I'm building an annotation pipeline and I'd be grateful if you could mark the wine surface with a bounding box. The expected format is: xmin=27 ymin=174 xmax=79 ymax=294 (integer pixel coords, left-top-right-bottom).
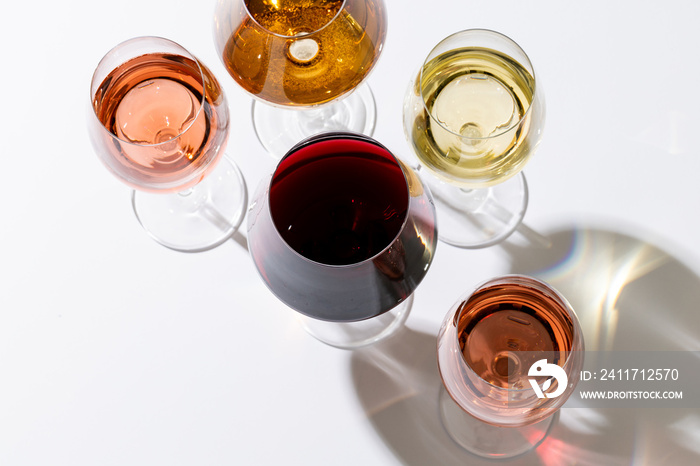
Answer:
xmin=222 ymin=0 xmax=386 ymax=106
xmin=93 ymin=53 xmax=226 ymax=191
xmin=247 ymin=133 xmax=437 ymax=322
xmin=456 ymin=281 xmax=574 ymax=389
xmin=269 ymin=137 xmax=409 ymax=265
xmin=409 ymin=47 xmax=536 ymax=187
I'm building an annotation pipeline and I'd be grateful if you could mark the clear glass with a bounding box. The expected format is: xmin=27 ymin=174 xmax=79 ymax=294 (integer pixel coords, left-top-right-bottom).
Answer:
xmin=213 ymin=0 xmax=387 ymax=157
xmin=436 ymin=275 xmax=584 ymax=458
xmin=403 ymin=29 xmax=546 ymax=248
xmin=88 ymin=36 xmax=247 ymax=252
xmin=247 ymin=132 xmax=437 ymax=348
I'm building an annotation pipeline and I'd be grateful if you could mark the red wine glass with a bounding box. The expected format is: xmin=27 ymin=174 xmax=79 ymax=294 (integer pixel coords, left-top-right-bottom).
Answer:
xmin=213 ymin=0 xmax=387 ymax=157
xmin=247 ymin=132 xmax=437 ymax=348
xmin=437 ymin=275 xmax=584 ymax=458
xmin=88 ymin=36 xmax=247 ymax=252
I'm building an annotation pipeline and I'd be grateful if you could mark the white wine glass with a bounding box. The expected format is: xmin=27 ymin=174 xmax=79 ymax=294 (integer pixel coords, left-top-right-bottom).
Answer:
xmin=88 ymin=36 xmax=247 ymax=252
xmin=437 ymin=275 xmax=584 ymax=458
xmin=213 ymin=0 xmax=387 ymax=157
xmin=404 ymin=29 xmax=545 ymax=248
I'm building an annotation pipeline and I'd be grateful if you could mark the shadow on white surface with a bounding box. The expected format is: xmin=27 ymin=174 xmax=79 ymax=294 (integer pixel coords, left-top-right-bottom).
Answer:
xmin=231 ymin=230 xmax=249 ymax=251
xmin=351 ymin=224 xmax=700 ymax=464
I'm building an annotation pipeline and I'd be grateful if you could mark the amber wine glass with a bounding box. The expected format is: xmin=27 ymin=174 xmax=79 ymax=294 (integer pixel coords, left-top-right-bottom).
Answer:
xmin=88 ymin=37 xmax=247 ymax=252
xmin=404 ymin=29 xmax=545 ymax=248
xmin=213 ymin=0 xmax=387 ymax=157
xmin=437 ymin=275 xmax=584 ymax=458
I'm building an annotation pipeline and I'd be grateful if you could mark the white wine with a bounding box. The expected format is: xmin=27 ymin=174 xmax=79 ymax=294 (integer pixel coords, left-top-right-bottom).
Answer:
xmin=408 ymin=47 xmax=537 ymax=187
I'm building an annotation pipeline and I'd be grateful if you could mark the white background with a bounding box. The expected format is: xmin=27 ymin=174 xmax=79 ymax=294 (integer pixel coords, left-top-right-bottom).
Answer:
xmin=2 ymin=1 xmax=700 ymax=464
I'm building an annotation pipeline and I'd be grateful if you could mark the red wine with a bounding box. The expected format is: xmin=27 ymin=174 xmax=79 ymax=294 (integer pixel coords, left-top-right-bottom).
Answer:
xmin=247 ymin=132 xmax=437 ymax=322
xmin=269 ymin=136 xmax=409 ymax=265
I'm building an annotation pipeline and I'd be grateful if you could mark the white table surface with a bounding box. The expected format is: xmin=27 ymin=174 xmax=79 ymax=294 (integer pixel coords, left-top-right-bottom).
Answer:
xmin=2 ymin=1 xmax=700 ymax=464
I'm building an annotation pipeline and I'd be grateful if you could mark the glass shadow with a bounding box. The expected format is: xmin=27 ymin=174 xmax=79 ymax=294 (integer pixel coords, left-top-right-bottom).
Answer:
xmin=351 ymin=224 xmax=700 ymax=464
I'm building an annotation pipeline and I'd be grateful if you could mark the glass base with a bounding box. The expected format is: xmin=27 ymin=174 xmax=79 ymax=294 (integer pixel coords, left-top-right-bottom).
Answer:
xmin=132 ymin=155 xmax=248 ymax=253
xmin=297 ymin=294 xmax=413 ymax=350
xmin=252 ymin=84 xmax=377 ymax=158
xmin=439 ymin=388 xmax=556 ymax=459
xmin=420 ymin=170 xmax=529 ymax=248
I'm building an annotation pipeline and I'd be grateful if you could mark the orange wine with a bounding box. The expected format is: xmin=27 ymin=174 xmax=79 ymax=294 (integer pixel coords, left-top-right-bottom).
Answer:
xmin=222 ymin=0 xmax=386 ymax=106
xmin=92 ymin=53 xmax=228 ymax=192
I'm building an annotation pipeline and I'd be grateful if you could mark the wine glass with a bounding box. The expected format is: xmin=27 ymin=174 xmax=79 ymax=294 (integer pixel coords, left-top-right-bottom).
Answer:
xmin=403 ymin=29 xmax=545 ymax=248
xmin=247 ymin=132 xmax=437 ymax=348
xmin=88 ymin=36 xmax=247 ymax=252
xmin=437 ymin=275 xmax=584 ymax=458
xmin=213 ymin=0 xmax=387 ymax=157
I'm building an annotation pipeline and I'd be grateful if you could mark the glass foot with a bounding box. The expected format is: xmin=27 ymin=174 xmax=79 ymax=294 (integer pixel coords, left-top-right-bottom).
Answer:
xmin=132 ymin=155 xmax=248 ymax=252
xmin=439 ymin=387 xmax=556 ymax=459
xmin=421 ymin=171 xmax=529 ymax=248
xmin=297 ymin=294 xmax=413 ymax=349
xmin=252 ymin=84 xmax=377 ymax=158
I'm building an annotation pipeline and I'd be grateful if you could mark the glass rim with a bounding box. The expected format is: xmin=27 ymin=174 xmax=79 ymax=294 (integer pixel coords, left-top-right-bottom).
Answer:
xmin=89 ymin=35 xmax=207 ymax=149
xmin=266 ymin=131 xmax=412 ymax=270
xmin=418 ymin=28 xmax=539 ymax=141
xmin=453 ymin=274 xmax=583 ymax=394
xmin=242 ymin=0 xmax=348 ymax=39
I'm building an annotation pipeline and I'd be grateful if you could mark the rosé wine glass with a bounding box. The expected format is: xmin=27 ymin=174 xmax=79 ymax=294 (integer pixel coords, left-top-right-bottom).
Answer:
xmin=88 ymin=36 xmax=247 ymax=252
xmin=437 ymin=275 xmax=584 ymax=458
